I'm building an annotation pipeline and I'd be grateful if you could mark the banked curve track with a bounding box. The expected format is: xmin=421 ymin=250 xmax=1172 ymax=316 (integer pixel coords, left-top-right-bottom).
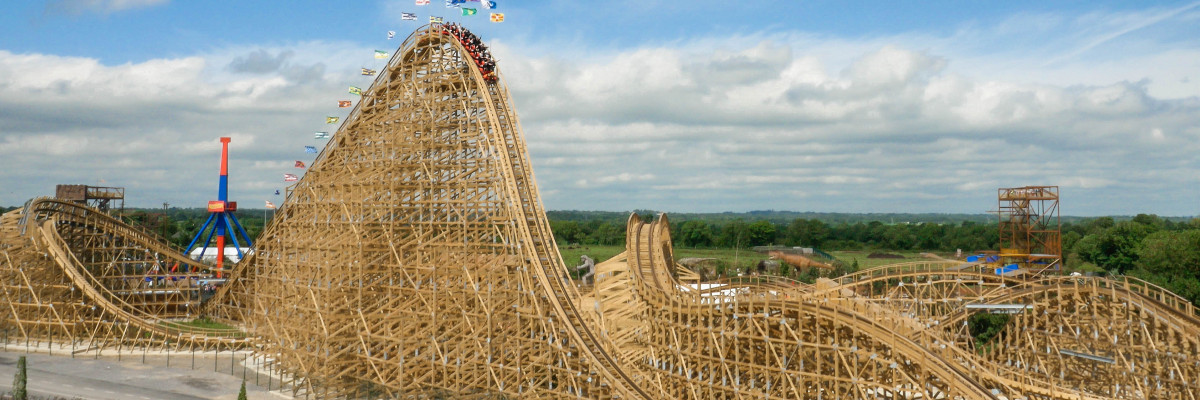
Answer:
xmin=3 ymin=24 xmax=1199 ymax=399
xmin=0 ymin=198 xmax=249 ymax=351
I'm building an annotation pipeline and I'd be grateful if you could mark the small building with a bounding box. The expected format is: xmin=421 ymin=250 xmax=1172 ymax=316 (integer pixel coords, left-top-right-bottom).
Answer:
xmin=55 ymin=184 xmax=124 ymax=213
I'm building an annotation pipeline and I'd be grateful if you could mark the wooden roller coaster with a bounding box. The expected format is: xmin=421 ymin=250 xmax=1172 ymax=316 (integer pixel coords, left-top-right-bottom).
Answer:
xmin=1 ymin=25 xmax=1197 ymax=399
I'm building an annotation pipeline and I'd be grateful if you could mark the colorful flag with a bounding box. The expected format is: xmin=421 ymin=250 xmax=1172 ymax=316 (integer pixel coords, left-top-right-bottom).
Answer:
xmin=326 ymin=116 xmax=339 ymax=124
xmin=338 ymin=100 xmax=352 ymax=107
xmin=304 ymin=146 xmax=318 ymax=153
xmin=416 ymin=0 xmax=429 ymax=4
xmin=490 ymin=13 xmax=504 ymax=22
xmin=461 ymin=8 xmax=477 ymax=16
xmin=401 ymin=13 xmax=416 ymax=21
xmin=295 ymin=160 xmax=306 ymax=168
xmin=485 ymin=1 xmax=496 ymax=9
xmin=388 ymin=30 xmax=396 ymax=39
xmin=283 ymin=174 xmax=299 ymax=182
xmin=374 ymin=50 xmax=389 ymax=59
xmin=361 ymin=68 xmax=377 ymax=76
xmin=274 ymin=189 xmax=280 ymax=195
xmin=265 ymin=200 xmax=276 ymax=209
xmin=430 ymin=16 xmax=443 ymax=23
xmin=348 ymin=86 xmax=363 ymax=95
xmin=314 ymin=131 xmax=331 ymax=139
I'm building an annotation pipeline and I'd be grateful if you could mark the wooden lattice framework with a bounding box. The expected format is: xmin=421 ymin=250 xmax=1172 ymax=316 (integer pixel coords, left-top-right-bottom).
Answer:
xmin=998 ymin=186 xmax=1062 ymax=274
xmin=1 ymin=25 xmax=1198 ymax=400
xmin=0 ymin=199 xmax=248 ymax=353
xmin=207 ymin=24 xmax=649 ymax=399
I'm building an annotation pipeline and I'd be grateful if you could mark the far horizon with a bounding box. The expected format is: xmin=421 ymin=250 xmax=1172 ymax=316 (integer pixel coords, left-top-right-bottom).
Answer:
xmin=8 ymin=203 xmax=1190 ymax=220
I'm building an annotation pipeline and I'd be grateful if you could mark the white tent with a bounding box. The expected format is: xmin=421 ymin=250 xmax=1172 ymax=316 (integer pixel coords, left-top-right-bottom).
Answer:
xmin=188 ymin=247 xmax=251 ymax=263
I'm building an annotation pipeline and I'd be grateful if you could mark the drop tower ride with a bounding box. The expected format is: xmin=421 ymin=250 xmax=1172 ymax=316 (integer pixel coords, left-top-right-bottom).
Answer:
xmin=184 ymin=137 xmax=253 ymax=278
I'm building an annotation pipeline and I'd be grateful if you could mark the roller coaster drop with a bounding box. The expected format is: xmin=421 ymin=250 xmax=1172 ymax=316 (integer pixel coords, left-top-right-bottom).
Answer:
xmin=1 ymin=25 xmax=1197 ymax=399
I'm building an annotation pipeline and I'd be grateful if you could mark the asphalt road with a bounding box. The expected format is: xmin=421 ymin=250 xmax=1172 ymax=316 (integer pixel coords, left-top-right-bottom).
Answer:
xmin=0 ymin=351 xmax=285 ymax=400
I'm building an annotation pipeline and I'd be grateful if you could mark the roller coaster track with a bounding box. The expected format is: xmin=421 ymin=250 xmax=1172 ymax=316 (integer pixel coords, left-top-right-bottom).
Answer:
xmin=1 ymin=198 xmax=247 ymax=350
xmin=616 ymin=213 xmax=1001 ymax=399
xmin=201 ymin=24 xmax=653 ymax=399
xmin=2 ymin=23 xmax=1199 ymax=399
xmin=801 ymin=261 xmax=1200 ymax=398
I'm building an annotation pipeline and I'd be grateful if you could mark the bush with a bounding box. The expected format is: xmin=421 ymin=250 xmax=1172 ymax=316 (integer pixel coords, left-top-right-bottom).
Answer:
xmin=12 ymin=355 xmax=27 ymax=400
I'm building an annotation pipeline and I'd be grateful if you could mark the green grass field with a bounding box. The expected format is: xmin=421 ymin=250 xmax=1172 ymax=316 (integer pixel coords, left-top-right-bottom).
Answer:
xmin=560 ymin=245 xmax=784 ymax=278
xmin=559 ymin=246 xmax=951 ymax=278
xmin=828 ymin=250 xmax=950 ymax=270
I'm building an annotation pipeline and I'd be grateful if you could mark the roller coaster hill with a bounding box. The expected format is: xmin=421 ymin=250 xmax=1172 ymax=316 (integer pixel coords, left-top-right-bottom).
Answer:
xmin=3 ymin=24 xmax=1199 ymax=400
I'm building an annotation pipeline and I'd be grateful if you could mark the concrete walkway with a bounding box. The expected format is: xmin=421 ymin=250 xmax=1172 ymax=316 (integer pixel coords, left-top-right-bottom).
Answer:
xmin=0 ymin=350 xmax=291 ymax=400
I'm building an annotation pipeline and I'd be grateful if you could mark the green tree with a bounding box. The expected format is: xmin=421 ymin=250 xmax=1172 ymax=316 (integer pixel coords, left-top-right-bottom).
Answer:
xmin=589 ymin=222 xmax=623 ymax=246
xmin=238 ymin=379 xmax=248 ymax=400
xmin=968 ymin=313 xmax=1011 ymax=352
xmin=1086 ymin=217 xmax=1115 ymax=235
xmin=1131 ymin=214 xmax=1165 ymax=230
xmin=1132 ymin=230 xmax=1200 ymax=306
xmin=883 ymin=225 xmax=916 ymax=250
xmin=746 ymin=220 xmax=777 ymax=246
xmin=717 ymin=219 xmax=749 ymax=249
xmin=551 ymin=221 xmax=583 ymax=245
xmin=786 ymin=219 xmax=829 ymax=248
xmin=1138 ymin=230 xmax=1200 ymax=275
xmin=915 ymin=223 xmax=945 ymax=250
xmin=1077 ymin=221 xmax=1153 ymax=274
xmin=1062 ymin=231 xmax=1083 ymax=254
xmin=12 ymin=355 xmax=26 ymax=400
xmin=677 ymin=220 xmax=714 ymax=248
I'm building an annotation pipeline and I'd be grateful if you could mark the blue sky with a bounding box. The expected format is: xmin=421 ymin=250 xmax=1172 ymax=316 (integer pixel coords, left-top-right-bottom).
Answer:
xmin=1 ymin=0 xmax=1198 ymax=216
xmin=4 ymin=1 xmax=1183 ymax=62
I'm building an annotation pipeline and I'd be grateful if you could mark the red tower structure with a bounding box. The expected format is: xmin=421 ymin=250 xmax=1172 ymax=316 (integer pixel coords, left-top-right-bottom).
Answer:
xmin=184 ymin=137 xmax=253 ymax=278
xmin=996 ymin=186 xmax=1061 ymax=276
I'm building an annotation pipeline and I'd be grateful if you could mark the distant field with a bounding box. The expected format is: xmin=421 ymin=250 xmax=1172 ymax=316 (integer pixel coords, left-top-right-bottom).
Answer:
xmin=559 ymin=245 xmax=625 ymax=267
xmin=559 ymin=246 xmax=951 ymax=277
xmin=828 ymin=250 xmax=952 ymax=270
xmin=560 ymin=245 xmax=822 ymax=277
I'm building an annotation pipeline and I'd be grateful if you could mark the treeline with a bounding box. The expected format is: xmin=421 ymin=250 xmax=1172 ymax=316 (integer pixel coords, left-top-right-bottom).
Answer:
xmin=1063 ymin=215 xmax=1200 ymax=307
xmin=118 ymin=208 xmax=272 ymax=249
xmin=549 ymin=213 xmax=1002 ymax=252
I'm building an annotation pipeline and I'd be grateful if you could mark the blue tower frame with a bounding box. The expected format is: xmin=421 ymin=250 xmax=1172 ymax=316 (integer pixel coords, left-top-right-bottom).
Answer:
xmin=183 ymin=137 xmax=253 ymax=277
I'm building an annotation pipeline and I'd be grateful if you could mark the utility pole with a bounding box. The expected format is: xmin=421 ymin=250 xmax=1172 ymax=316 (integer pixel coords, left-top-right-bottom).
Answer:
xmin=162 ymin=202 xmax=170 ymax=239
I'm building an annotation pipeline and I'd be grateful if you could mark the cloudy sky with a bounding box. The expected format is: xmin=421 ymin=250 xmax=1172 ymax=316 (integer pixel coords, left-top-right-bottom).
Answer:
xmin=1 ymin=1 xmax=1197 ymax=216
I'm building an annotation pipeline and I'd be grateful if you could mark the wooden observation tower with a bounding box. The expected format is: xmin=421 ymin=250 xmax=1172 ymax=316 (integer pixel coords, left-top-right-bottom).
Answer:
xmin=996 ymin=185 xmax=1061 ymax=275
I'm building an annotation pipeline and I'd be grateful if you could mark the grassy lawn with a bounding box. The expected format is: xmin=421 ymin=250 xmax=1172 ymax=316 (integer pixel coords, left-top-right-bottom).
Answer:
xmin=559 ymin=245 xmax=625 ymax=267
xmin=829 ymin=250 xmax=951 ymax=270
xmin=558 ymin=245 xmax=770 ymax=277
xmin=673 ymin=247 xmax=770 ymax=275
xmin=557 ymin=245 xmax=961 ymax=280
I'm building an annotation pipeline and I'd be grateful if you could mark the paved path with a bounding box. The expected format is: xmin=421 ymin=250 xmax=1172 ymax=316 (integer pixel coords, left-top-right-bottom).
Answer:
xmin=0 ymin=351 xmax=288 ymax=399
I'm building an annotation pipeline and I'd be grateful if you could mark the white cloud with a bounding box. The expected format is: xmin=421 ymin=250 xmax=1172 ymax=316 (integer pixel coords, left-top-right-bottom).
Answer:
xmin=498 ymin=18 xmax=1199 ymax=215
xmin=0 ymin=42 xmax=371 ymax=207
xmin=1 ymin=6 xmax=1198 ymax=216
